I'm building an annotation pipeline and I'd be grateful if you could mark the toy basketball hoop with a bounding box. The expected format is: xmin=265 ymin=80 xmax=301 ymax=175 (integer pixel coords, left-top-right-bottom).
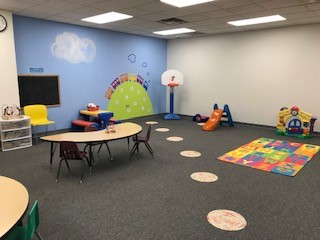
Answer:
xmin=161 ymin=70 xmax=183 ymax=120
xmin=161 ymin=69 xmax=183 ymax=87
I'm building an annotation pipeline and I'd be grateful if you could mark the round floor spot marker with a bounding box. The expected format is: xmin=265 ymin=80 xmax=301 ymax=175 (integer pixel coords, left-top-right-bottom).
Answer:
xmin=207 ymin=210 xmax=247 ymax=231
xmin=180 ymin=150 xmax=201 ymax=158
xmin=197 ymin=122 xmax=205 ymax=126
xmin=146 ymin=121 xmax=158 ymax=125
xmin=190 ymin=172 xmax=218 ymax=182
xmin=167 ymin=136 xmax=183 ymax=142
xmin=156 ymin=128 xmax=170 ymax=132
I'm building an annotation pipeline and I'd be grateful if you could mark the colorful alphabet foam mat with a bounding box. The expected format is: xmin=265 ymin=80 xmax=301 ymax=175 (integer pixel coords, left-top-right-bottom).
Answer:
xmin=218 ymin=138 xmax=320 ymax=176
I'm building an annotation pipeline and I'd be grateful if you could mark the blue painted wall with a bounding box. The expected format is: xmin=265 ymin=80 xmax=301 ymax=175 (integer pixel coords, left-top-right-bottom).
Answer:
xmin=13 ymin=15 xmax=167 ymax=130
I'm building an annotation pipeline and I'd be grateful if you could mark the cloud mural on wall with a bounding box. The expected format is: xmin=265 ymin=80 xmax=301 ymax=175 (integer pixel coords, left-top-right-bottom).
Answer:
xmin=128 ymin=54 xmax=136 ymax=63
xmin=51 ymin=32 xmax=96 ymax=64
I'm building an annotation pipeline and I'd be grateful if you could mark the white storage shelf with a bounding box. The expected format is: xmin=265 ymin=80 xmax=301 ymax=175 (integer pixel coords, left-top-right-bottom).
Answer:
xmin=0 ymin=116 xmax=32 ymax=151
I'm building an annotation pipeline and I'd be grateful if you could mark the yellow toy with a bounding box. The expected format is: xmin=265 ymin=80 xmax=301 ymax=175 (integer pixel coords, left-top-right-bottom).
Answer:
xmin=276 ymin=106 xmax=316 ymax=138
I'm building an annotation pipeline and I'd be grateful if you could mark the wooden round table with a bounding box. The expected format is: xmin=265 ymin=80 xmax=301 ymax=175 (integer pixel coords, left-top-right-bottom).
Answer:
xmin=0 ymin=176 xmax=29 ymax=239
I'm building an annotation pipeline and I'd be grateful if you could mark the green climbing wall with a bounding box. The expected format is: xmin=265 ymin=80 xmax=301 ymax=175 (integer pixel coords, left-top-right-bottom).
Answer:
xmin=107 ymin=81 xmax=153 ymax=120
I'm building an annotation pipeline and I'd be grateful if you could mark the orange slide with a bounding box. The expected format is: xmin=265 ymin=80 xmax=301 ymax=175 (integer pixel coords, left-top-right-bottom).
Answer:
xmin=202 ymin=109 xmax=223 ymax=131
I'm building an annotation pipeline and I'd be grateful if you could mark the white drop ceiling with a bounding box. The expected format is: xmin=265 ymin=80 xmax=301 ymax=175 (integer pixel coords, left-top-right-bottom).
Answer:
xmin=1 ymin=0 xmax=320 ymax=39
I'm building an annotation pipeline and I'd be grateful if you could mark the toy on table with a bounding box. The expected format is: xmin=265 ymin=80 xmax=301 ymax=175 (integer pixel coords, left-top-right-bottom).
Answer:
xmin=276 ymin=106 xmax=316 ymax=138
xmin=193 ymin=114 xmax=209 ymax=123
xmin=105 ymin=124 xmax=116 ymax=133
xmin=87 ymin=103 xmax=99 ymax=111
xmin=161 ymin=69 xmax=183 ymax=120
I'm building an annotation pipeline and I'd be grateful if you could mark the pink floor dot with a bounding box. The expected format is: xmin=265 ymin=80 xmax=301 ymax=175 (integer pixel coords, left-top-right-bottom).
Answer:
xmin=190 ymin=172 xmax=218 ymax=182
xmin=207 ymin=209 xmax=247 ymax=231
xmin=180 ymin=150 xmax=201 ymax=158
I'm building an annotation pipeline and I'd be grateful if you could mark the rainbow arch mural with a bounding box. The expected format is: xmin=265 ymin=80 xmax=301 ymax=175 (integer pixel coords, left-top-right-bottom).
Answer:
xmin=105 ymin=73 xmax=153 ymax=120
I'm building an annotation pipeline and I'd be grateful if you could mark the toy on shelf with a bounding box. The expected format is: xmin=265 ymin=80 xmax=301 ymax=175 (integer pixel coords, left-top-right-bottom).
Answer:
xmin=161 ymin=69 xmax=183 ymax=120
xmin=202 ymin=103 xmax=234 ymax=131
xmin=276 ymin=106 xmax=316 ymax=138
xmin=193 ymin=114 xmax=209 ymax=123
xmin=2 ymin=104 xmax=22 ymax=120
xmin=87 ymin=102 xmax=99 ymax=111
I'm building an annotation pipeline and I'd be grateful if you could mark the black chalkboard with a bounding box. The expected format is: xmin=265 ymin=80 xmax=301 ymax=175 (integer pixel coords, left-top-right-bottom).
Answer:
xmin=18 ymin=75 xmax=60 ymax=107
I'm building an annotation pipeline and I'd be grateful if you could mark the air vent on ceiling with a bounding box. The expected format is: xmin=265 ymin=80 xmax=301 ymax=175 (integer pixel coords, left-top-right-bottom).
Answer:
xmin=157 ymin=18 xmax=188 ymax=25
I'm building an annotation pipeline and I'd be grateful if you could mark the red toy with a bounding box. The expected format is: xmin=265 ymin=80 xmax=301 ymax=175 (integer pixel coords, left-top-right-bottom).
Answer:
xmin=193 ymin=114 xmax=209 ymax=123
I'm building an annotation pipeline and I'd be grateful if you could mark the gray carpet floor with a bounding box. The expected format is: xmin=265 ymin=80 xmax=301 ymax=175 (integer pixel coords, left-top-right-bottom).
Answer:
xmin=1 ymin=115 xmax=320 ymax=240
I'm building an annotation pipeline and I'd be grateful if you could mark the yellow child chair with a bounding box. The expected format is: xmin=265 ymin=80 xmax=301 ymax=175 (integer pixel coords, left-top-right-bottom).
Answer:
xmin=23 ymin=104 xmax=56 ymax=143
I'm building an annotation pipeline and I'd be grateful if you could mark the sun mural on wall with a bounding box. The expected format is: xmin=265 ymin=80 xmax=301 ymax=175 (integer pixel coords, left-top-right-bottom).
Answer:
xmin=105 ymin=72 xmax=153 ymax=120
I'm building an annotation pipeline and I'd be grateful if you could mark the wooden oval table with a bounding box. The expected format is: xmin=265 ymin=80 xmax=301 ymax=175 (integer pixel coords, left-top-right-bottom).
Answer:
xmin=41 ymin=122 xmax=142 ymax=171
xmin=0 ymin=176 xmax=29 ymax=239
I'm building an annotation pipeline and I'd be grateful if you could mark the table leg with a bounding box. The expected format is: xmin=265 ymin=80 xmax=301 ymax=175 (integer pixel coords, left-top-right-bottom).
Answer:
xmin=127 ymin=137 xmax=129 ymax=150
xmin=105 ymin=142 xmax=113 ymax=161
xmin=49 ymin=142 xmax=56 ymax=172
xmin=89 ymin=144 xmax=95 ymax=166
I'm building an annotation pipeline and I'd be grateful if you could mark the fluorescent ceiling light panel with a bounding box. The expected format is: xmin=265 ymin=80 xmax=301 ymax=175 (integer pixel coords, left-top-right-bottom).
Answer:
xmin=154 ymin=28 xmax=195 ymax=35
xmin=160 ymin=0 xmax=214 ymax=8
xmin=228 ymin=15 xmax=286 ymax=26
xmin=82 ymin=12 xmax=132 ymax=24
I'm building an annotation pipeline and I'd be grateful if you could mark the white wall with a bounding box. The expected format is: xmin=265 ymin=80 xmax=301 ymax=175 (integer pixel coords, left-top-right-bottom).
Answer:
xmin=167 ymin=23 xmax=320 ymax=131
xmin=0 ymin=10 xmax=19 ymax=110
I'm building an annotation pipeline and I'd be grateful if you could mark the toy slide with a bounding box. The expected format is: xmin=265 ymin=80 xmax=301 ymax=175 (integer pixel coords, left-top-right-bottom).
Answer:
xmin=202 ymin=109 xmax=223 ymax=131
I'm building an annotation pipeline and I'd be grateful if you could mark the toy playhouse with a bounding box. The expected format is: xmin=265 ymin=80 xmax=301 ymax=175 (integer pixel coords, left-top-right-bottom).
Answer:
xmin=276 ymin=106 xmax=316 ymax=138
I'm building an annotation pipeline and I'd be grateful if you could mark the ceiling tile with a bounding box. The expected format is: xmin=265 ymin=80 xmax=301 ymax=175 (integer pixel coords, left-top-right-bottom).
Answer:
xmin=17 ymin=0 xmax=48 ymax=3
xmin=305 ymin=3 xmax=320 ymax=10
xmin=65 ymin=0 xmax=105 ymax=6
xmin=258 ymin=0 xmax=301 ymax=10
xmin=212 ymin=0 xmax=254 ymax=9
xmin=283 ymin=10 xmax=317 ymax=19
xmin=184 ymin=2 xmax=220 ymax=13
xmin=57 ymin=11 xmax=89 ymax=19
xmin=201 ymin=9 xmax=235 ymax=19
xmin=182 ymin=14 xmax=211 ymax=22
xmin=240 ymin=10 xmax=277 ymax=19
xmin=39 ymin=0 xmax=82 ymax=11
xmin=23 ymin=5 xmax=65 ymax=15
xmin=1 ymin=0 xmax=320 ymax=39
xmin=120 ymin=7 xmax=153 ymax=17
xmin=289 ymin=16 xmax=320 ymax=23
xmin=139 ymin=12 xmax=169 ymax=21
xmin=228 ymin=3 xmax=266 ymax=14
xmin=273 ymin=5 xmax=309 ymax=14
xmin=0 ymin=0 xmax=34 ymax=11
xmin=91 ymin=0 xmax=156 ymax=11
xmin=72 ymin=6 xmax=105 ymax=16
xmin=45 ymin=15 xmax=79 ymax=24
xmin=15 ymin=10 xmax=53 ymax=19
xmin=136 ymin=2 xmax=174 ymax=11
xmin=158 ymin=9 xmax=194 ymax=18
